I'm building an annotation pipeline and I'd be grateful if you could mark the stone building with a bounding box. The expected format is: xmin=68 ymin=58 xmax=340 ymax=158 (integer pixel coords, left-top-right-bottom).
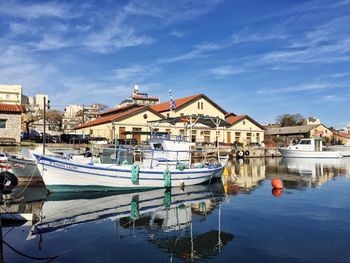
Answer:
xmin=0 ymin=104 xmax=23 ymax=143
xmin=265 ymin=124 xmax=333 ymax=146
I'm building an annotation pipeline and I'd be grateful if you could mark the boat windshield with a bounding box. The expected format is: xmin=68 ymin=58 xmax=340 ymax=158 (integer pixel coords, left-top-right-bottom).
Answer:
xmin=299 ymin=140 xmax=311 ymax=145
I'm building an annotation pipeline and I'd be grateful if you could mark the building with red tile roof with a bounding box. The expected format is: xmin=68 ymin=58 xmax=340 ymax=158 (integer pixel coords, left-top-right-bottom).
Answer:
xmin=0 ymin=103 xmax=23 ymax=143
xmin=75 ymin=93 xmax=265 ymax=145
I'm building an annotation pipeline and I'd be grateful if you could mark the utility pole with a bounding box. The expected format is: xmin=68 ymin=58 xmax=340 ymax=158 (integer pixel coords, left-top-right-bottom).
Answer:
xmin=82 ymin=104 xmax=85 ymax=123
xmin=43 ymin=97 xmax=46 ymax=155
xmin=43 ymin=97 xmax=50 ymax=155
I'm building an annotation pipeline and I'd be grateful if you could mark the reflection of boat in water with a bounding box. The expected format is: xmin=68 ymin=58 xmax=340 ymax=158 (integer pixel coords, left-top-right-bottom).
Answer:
xmin=282 ymin=158 xmax=350 ymax=177
xmin=279 ymin=138 xmax=342 ymax=158
xmin=31 ymin=183 xmax=225 ymax=236
xmin=266 ymin=157 xmax=349 ymax=188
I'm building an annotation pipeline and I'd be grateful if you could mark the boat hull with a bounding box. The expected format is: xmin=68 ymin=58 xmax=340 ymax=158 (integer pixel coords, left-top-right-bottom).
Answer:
xmin=34 ymin=154 xmax=223 ymax=192
xmin=279 ymin=148 xmax=342 ymax=158
xmin=323 ymin=146 xmax=350 ymax=157
xmin=8 ymin=157 xmax=43 ymax=183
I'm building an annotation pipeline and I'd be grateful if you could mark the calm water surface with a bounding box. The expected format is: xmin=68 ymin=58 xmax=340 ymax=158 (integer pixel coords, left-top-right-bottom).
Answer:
xmin=2 ymin=157 xmax=350 ymax=263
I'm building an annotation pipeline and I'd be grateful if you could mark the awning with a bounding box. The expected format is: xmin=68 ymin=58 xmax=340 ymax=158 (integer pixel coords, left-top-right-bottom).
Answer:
xmin=148 ymin=114 xmax=231 ymax=128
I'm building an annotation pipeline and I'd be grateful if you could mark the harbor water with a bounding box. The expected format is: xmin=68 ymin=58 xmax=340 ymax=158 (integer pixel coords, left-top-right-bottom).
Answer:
xmin=1 ymin=157 xmax=350 ymax=263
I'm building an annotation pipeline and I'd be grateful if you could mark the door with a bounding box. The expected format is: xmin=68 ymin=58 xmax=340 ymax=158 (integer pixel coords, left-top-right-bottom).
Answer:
xmin=227 ymin=131 xmax=231 ymax=144
xmin=132 ymin=128 xmax=142 ymax=144
xmin=119 ymin=127 xmax=126 ymax=141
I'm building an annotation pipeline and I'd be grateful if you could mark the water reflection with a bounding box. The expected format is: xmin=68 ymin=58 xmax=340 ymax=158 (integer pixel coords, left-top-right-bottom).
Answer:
xmin=222 ymin=158 xmax=266 ymax=194
xmin=266 ymin=158 xmax=350 ymax=189
xmin=222 ymin=157 xmax=350 ymax=193
xmin=2 ymin=183 xmax=233 ymax=262
xmin=2 ymin=158 xmax=350 ymax=262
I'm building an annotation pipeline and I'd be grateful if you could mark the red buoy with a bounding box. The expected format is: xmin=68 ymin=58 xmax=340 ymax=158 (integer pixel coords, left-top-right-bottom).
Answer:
xmin=271 ymin=178 xmax=283 ymax=189
xmin=272 ymin=188 xmax=283 ymax=197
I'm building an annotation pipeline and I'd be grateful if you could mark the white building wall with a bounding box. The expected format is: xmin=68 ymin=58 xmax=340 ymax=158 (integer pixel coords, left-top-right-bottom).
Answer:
xmin=0 ymin=85 xmax=22 ymax=105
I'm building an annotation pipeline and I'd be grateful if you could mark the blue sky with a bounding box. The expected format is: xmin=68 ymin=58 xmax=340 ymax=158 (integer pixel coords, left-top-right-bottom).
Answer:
xmin=0 ymin=0 xmax=349 ymax=128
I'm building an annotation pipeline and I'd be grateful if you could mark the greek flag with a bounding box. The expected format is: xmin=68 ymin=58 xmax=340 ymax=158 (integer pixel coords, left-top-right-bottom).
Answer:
xmin=169 ymin=89 xmax=175 ymax=111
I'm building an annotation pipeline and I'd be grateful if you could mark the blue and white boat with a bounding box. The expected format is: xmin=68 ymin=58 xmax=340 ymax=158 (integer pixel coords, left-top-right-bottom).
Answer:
xmin=33 ymin=135 xmax=228 ymax=193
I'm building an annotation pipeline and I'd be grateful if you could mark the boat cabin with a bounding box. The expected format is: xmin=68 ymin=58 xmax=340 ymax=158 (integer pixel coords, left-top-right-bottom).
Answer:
xmin=288 ymin=138 xmax=324 ymax=152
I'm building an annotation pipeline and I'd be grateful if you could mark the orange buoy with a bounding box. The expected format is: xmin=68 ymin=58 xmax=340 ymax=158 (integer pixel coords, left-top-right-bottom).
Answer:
xmin=272 ymin=188 xmax=283 ymax=197
xmin=271 ymin=178 xmax=283 ymax=189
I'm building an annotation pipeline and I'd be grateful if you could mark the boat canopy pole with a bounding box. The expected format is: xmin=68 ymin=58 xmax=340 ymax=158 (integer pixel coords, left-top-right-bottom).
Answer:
xmin=209 ymin=117 xmax=221 ymax=160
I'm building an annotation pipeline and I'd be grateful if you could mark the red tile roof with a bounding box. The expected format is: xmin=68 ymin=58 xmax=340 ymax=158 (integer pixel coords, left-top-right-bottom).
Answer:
xmin=150 ymin=94 xmax=201 ymax=113
xmin=76 ymin=106 xmax=164 ymax=129
xmin=226 ymin=115 xmax=264 ymax=130
xmin=99 ymin=103 xmax=141 ymax=117
xmin=77 ymin=106 xmax=145 ymax=129
xmin=0 ymin=104 xmax=23 ymax=113
xmin=226 ymin=115 xmax=246 ymax=124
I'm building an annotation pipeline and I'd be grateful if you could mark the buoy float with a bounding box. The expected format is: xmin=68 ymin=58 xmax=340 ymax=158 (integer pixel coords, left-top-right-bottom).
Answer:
xmin=223 ymin=167 xmax=229 ymax=177
xmin=272 ymin=188 xmax=283 ymax=197
xmin=271 ymin=178 xmax=283 ymax=189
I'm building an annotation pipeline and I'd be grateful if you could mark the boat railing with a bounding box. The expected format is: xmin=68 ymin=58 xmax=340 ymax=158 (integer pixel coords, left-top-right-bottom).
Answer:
xmin=148 ymin=134 xmax=190 ymax=142
xmin=108 ymin=146 xmax=209 ymax=168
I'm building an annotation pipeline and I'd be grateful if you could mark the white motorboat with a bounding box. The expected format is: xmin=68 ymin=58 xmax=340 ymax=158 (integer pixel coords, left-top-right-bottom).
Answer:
xmin=323 ymin=139 xmax=350 ymax=157
xmin=33 ymin=135 xmax=228 ymax=193
xmin=279 ymin=138 xmax=342 ymax=158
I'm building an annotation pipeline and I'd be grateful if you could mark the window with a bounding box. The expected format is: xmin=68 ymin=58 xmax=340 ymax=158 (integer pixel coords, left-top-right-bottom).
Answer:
xmin=153 ymin=143 xmax=164 ymax=150
xmin=201 ymin=102 xmax=204 ymax=109
xmin=166 ymin=113 xmax=170 ymax=118
xmin=180 ymin=113 xmax=184 ymax=117
xmin=247 ymin=132 xmax=252 ymax=143
xmin=300 ymin=140 xmax=311 ymax=145
xmin=235 ymin=132 xmax=240 ymax=142
xmin=5 ymin=94 xmax=10 ymax=100
xmin=0 ymin=119 xmax=6 ymax=128
xmin=198 ymin=102 xmax=200 ymax=109
xmin=243 ymin=120 xmax=246 ymax=125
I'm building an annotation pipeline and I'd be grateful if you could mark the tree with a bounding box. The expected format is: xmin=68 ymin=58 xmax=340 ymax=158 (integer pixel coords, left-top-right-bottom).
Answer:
xmin=276 ymin=113 xmax=305 ymax=127
xmin=22 ymin=106 xmax=43 ymax=133
xmin=47 ymin=110 xmax=63 ymax=131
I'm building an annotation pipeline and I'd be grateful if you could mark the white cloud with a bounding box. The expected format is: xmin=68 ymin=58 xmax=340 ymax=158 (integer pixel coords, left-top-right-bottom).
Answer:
xmin=257 ymin=82 xmax=349 ymax=95
xmin=208 ymin=66 xmax=244 ymax=78
xmin=124 ymin=0 xmax=224 ymax=24
xmin=169 ymin=30 xmax=185 ymax=38
xmin=0 ymin=1 xmax=72 ymax=19
xmin=113 ymin=65 xmax=160 ymax=82
xmin=83 ymin=14 xmax=154 ymax=53
xmin=159 ymin=43 xmax=223 ymax=64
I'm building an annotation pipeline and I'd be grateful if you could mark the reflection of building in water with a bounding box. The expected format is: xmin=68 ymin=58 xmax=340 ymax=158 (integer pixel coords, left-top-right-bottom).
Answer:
xmin=222 ymin=158 xmax=266 ymax=194
xmin=265 ymin=158 xmax=349 ymax=188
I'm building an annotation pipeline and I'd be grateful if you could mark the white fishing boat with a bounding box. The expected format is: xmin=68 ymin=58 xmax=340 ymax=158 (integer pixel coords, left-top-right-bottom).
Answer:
xmin=279 ymin=138 xmax=342 ymax=158
xmin=323 ymin=139 xmax=350 ymax=157
xmin=33 ymin=134 xmax=228 ymax=193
